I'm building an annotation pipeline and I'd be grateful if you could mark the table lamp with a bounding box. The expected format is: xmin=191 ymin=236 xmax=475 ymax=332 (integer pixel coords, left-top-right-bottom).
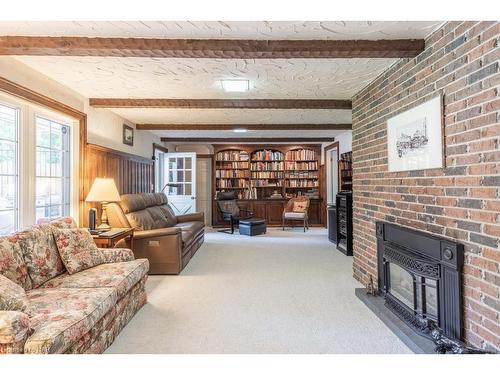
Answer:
xmin=85 ymin=178 xmax=121 ymax=231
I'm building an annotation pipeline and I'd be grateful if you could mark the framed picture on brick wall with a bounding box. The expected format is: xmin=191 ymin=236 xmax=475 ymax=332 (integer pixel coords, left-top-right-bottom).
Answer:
xmin=387 ymin=95 xmax=443 ymax=172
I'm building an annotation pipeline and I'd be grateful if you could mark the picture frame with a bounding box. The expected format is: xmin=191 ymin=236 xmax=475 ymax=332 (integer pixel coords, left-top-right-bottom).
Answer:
xmin=387 ymin=95 xmax=443 ymax=172
xmin=123 ymin=124 xmax=134 ymax=146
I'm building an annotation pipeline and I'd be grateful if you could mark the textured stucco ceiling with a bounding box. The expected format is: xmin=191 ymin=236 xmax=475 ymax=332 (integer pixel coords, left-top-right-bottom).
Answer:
xmin=0 ymin=21 xmax=442 ymax=40
xmin=2 ymin=21 xmax=443 ymax=138
xmin=14 ymin=57 xmax=397 ymax=99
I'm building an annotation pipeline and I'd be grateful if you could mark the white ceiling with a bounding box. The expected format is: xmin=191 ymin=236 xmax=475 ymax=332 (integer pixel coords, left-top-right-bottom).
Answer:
xmin=0 ymin=21 xmax=442 ymax=40
xmin=108 ymin=108 xmax=352 ymax=124
xmin=1 ymin=21 xmax=443 ymax=139
xmin=14 ymin=57 xmax=397 ymax=99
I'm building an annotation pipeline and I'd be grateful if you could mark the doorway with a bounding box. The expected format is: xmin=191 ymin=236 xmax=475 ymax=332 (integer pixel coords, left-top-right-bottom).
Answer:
xmin=163 ymin=152 xmax=197 ymax=215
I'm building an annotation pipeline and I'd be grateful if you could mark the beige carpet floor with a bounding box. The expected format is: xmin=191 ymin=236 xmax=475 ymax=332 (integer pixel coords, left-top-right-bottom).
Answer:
xmin=106 ymin=228 xmax=412 ymax=354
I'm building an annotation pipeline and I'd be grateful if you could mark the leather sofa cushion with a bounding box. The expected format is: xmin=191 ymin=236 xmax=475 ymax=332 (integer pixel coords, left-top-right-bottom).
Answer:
xmin=159 ymin=204 xmax=178 ymax=225
xmin=146 ymin=206 xmax=171 ymax=229
xmin=154 ymin=193 xmax=168 ymax=205
xmin=174 ymin=221 xmax=205 ymax=235
xmin=126 ymin=210 xmax=156 ymax=231
xmin=119 ymin=194 xmax=147 ymax=214
xmin=141 ymin=193 xmax=158 ymax=208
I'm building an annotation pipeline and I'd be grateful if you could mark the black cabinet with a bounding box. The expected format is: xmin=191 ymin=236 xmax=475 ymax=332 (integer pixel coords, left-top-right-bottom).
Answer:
xmin=336 ymin=192 xmax=353 ymax=256
xmin=327 ymin=205 xmax=337 ymax=244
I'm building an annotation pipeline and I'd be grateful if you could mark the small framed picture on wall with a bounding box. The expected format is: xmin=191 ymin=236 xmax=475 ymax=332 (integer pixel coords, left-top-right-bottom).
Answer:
xmin=123 ymin=124 xmax=134 ymax=146
xmin=387 ymin=95 xmax=443 ymax=172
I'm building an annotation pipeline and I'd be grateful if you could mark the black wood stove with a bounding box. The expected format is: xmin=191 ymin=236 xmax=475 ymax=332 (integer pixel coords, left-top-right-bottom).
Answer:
xmin=376 ymin=222 xmax=464 ymax=340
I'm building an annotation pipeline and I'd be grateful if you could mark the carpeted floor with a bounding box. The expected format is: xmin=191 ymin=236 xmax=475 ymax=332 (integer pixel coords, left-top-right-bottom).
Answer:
xmin=106 ymin=228 xmax=412 ymax=354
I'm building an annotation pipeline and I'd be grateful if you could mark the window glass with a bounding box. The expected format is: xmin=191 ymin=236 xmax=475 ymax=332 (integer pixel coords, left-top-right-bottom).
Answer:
xmin=0 ymin=103 xmax=18 ymax=234
xmin=35 ymin=116 xmax=71 ymax=223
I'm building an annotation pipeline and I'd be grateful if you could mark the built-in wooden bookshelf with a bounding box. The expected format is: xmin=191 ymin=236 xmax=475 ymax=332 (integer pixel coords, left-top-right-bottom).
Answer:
xmin=212 ymin=144 xmax=323 ymax=226
xmin=214 ymin=150 xmax=250 ymax=191
xmin=339 ymin=151 xmax=352 ymax=191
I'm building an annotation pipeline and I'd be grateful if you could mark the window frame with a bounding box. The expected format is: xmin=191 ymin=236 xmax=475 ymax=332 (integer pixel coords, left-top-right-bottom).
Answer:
xmin=0 ymin=91 xmax=80 ymax=232
xmin=0 ymin=98 xmax=21 ymax=234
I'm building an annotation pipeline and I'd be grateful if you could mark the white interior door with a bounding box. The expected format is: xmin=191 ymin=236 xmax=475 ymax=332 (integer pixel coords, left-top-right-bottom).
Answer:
xmin=164 ymin=152 xmax=197 ymax=215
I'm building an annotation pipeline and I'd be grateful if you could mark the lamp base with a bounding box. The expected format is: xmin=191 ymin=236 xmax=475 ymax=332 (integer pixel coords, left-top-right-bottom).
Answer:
xmin=96 ymin=223 xmax=111 ymax=232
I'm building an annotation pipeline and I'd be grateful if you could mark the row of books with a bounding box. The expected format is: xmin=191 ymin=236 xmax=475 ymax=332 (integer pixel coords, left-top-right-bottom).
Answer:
xmin=286 ymin=149 xmax=316 ymax=161
xmin=284 ymin=161 xmax=318 ymax=170
xmin=251 ymin=180 xmax=283 ymax=187
xmin=216 ymin=151 xmax=249 ymax=161
xmin=215 ymin=161 xmax=249 ymax=169
xmin=286 ymin=172 xmax=318 ymax=178
xmin=250 ymin=161 xmax=284 ymax=171
xmin=286 ymin=180 xmax=319 ymax=188
xmin=216 ymin=180 xmax=248 ymax=188
xmin=251 ymin=171 xmax=284 ymax=179
xmin=216 ymin=170 xmax=249 ymax=178
xmin=251 ymin=150 xmax=284 ymax=161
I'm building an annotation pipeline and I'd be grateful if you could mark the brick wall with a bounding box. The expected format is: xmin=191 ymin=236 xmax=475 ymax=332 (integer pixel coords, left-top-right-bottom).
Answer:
xmin=351 ymin=21 xmax=499 ymax=351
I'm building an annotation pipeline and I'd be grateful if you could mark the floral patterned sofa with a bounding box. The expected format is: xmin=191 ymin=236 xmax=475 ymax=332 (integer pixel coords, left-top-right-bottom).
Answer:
xmin=0 ymin=217 xmax=149 ymax=354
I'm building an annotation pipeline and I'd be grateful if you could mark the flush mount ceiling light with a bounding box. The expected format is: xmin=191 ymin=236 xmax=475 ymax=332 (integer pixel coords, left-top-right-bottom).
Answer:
xmin=233 ymin=128 xmax=248 ymax=133
xmin=221 ymin=79 xmax=249 ymax=92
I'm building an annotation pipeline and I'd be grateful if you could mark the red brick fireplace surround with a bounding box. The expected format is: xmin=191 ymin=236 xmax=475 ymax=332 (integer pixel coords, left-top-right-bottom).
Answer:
xmin=351 ymin=21 xmax=499 ymax=351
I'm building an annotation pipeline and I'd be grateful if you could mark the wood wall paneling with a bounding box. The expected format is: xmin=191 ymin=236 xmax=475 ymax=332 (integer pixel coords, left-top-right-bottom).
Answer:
xmin=83 ymin=144 xmax=154 ymax=226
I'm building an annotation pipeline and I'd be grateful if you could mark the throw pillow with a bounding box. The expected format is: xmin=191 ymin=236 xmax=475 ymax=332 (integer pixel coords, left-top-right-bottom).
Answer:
xmin=292 ymin=201 xmax=307 ymax=212
xmin=0 ymin=274 xmax=29 ymax=312
xmin=52 ymin=228 xmax=105 ymax=274
xmin=0 ymin=235 xmax=32 ymax=290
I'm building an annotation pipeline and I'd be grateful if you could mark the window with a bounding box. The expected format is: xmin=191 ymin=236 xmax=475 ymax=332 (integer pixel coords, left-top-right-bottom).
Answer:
xmin=35 ymin=116 xmax=71 ymax=223
xmin=0 ymin=103 xmax=19 ymax=235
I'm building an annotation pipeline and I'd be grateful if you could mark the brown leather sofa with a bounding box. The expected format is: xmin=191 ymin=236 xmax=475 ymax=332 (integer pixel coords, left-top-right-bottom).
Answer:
xmin=106 ymin=192 xmax=205 ymax=275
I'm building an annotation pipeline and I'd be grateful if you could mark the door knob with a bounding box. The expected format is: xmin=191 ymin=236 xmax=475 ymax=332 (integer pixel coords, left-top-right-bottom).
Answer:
xmin=191 ymin=196 xmax=196 ymax=199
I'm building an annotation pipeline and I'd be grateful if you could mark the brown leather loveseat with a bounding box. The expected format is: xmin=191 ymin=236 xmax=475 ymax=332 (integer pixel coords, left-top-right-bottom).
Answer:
xmin=106 ymin=192 xmax=205 ymax=274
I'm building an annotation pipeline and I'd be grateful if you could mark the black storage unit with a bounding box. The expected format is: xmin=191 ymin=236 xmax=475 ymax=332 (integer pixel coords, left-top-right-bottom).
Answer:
xmin=327 ymin=205 xmax=337 ymax=244
xmin=336 ymin=192 xmax=353 ymax=256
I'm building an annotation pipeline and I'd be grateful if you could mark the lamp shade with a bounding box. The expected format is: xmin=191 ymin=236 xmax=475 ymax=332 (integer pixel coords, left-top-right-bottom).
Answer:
xmin=85 ymin=178 xmax=121 ymax=202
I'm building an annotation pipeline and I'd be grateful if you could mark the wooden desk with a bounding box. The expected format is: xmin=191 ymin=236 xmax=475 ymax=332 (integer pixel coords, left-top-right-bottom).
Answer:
xmin=92 ymin=228 xmax=134 ymax=251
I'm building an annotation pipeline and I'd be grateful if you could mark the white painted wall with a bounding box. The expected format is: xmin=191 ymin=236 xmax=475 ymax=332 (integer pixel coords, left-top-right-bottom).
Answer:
xmin=0 ymin=57 xmax=161 ymax=159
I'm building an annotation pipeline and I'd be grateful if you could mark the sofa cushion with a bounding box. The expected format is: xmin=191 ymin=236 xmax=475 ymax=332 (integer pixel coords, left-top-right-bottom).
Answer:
xmin=174 ymin=221 xmax=205 ymax=235
xmin=141 ymin=193 xmax=158 ymax=208
xmin=154 ymin=193 xmax=168 ymax=205
xmin=52 ymin=228 xmax=105 ymax=274
xmin=146 ymin=206 xmax=170 ymax=229
xmin=159 ymin=204 xmax=178 ymax=225
xmin=0 ymin=235 xmax=31 ymax=290
xmin=15 ymin=224 xmax=66 ymax=289
xmin=0 ymin=274 xmax=29 ymax=312
xmin=126 ymin=209 xmax=156 ymax=231
xmin=41 ymin=259 xmax=149 ymax=299
xmin=119 ymin=194 xmax=147 ymax=214
xmin=0 ymin=310 xmax=31 ymax=346
xmin=24 ymin=287 xmax=117 ymax=354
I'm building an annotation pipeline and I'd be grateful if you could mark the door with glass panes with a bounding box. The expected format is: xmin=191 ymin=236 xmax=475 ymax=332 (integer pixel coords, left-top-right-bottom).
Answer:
xmin=163 ymin=152 xmax=196 ymax=215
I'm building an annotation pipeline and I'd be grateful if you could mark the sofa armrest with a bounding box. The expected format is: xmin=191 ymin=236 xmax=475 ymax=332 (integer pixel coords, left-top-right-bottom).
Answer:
xmin=133 ymin=227 xmax=181 ymax=240
xmin=0 ymin=310 xmax=32 ymax=352
xmin=176 ymin=212 xmax=205 ymax=223
xmin=100 ymin=248 xmax=135 ymax=263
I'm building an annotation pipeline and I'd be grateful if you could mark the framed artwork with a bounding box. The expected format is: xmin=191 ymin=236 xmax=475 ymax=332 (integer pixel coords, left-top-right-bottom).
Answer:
xmin=387 ymin=95 xmax=443 ymax=172
xmin=123 ymin=124 xmax=134 ymax=146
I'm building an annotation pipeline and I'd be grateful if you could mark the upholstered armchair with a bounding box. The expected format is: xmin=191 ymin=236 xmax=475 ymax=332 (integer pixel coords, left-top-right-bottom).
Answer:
xmin=282 ymin=196 xmax=310 ymax=232
xmin=215 ymin=191 xmax=253 ymax=234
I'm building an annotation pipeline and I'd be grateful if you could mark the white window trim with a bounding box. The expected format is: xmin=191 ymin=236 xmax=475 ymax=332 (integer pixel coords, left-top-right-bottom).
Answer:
xmin=0 ymin=91 xmax=80 ymax=230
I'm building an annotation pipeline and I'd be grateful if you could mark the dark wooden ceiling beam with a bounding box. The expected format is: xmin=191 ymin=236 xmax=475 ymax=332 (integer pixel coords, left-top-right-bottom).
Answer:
xmin=0 ymin=36 xmax=425 ymax=58
xmin=160 ymin=137 xmax=334 ymax=143
xmin=137 ymin=123 xmax=351 ymax=130
xmin=89 ymin=98 xmax=352 ymax=109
